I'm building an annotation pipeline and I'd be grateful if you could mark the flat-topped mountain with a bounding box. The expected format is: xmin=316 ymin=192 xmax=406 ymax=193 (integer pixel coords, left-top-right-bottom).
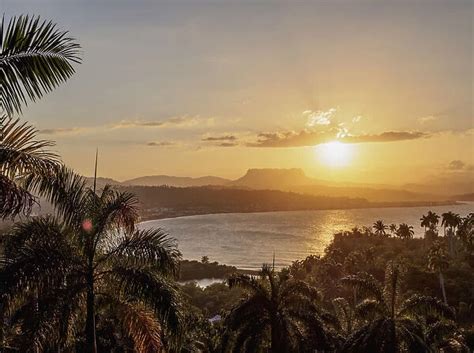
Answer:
xmin=81 ymin=168 xmax=471 ymax=203
xmin=230 ymin=168 xmax=316 ymax=189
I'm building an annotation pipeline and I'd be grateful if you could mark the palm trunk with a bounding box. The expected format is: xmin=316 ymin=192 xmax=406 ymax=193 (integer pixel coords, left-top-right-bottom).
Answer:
xmin=439 ymin=271 xmax=447 ymax=305
xmin=270 ymin=316 xmax=284 ymax=353
xmin=448 ymin=230 xmax=454 ymax=257
xmin=0 ymin=300 xmax=4 ymax=353
xmin=85 ymin=271 xmax=97 ymax=353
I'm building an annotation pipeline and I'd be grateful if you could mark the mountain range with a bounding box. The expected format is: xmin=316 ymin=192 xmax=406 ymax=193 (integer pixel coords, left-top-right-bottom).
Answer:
xmin=86 ymin=168 xmax=474 ymax=203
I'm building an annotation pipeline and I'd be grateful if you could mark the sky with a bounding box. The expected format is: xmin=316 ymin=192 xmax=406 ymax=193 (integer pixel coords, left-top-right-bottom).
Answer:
xmin=2 ymin=0 xmax=473 ymax=184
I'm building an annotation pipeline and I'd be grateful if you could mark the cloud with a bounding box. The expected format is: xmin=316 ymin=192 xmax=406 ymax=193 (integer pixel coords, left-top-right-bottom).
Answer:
xmin=38 ymin=127 xmax=86 ymax=135
xmin=248 ymin=129 xmax=429 ymax=148
xmin=304 ymin=108 xmax=337 ymax=127
xmin=112 ymin=115 xmax=211 ymax=129
xmin=146 ymin=141 xmax=175 ymax=147
xmin=202 ymin=135 xmax=237 ymax=142
xmin=341 ymin=131 xmax=428 ymax=143
xmin=216 ymin=142 xmax=238 ymax=147
xmin=418 ymin=115 xmax=438 ymax=124
xmin=448 ymin=160 xmax=466 ymax=170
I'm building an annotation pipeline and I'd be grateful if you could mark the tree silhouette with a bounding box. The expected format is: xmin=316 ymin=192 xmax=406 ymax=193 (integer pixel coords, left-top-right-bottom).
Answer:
xmin=1 ymin=15 xmax=81 ymax=116
xmin=389 ymin=224 xmax=397 ymax=237
xmin=373 ymin=220 xmax=388 ymax=237
xmin=442 ymin=212 xmax=461 ymax=255
xmin=224 ymin=265 xmax=334 ymax=353
xmin=428 ymin=241 xmax=450 ymax=304
xmin=396 ymin=223 xmax=414 ymax=240
xmin=0 ymin=118 xmax=60 ymax=218
xmin=341 ymin=262 xmax=455 ymax=353
xmin=1 ymin=167 xmax=183 ymax=353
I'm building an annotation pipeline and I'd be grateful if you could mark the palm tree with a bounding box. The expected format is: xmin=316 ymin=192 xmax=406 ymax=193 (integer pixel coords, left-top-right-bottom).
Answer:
xmin=396 ymin=223 xmax=414 ymax=240
xmin=1 ymin=117 xmax=60 ymax=218
xmin=389 ymin=224 xmax=397 ymax=237
xmin=1 ymin=15 xmax=81 ymax=116
xmin=456 ymin=213 xmax=473 ymax=252
xmin=1 ymin=14 xmax=80 ymax=218
xmin=331 ymin=297 xmax=357 ymax=343
xmin=426 ymin=211 xmax=440 ymax=232
xmin=421 ymin=211 xmax=440 ymax=240
xmin=341 ymin=261 xmax=455 ymax=352
xmin=1 ymin=167 xmax=183 ymax=353
xmin=420 ymin=215 xmax=430 ymax=233
xmin=442 ymin=212 xmax=461 ymax=255
xmin=428 ymin=242 xmax=450 ymax=304
xmin=224 ymin=265 xmax=334 ymax=353
xmin=373 ymin=220 xmax=387 ymax=237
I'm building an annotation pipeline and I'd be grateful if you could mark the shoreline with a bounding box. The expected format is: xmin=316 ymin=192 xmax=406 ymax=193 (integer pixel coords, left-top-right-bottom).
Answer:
xmin=139 ymin=200 xmax=463 ymax=223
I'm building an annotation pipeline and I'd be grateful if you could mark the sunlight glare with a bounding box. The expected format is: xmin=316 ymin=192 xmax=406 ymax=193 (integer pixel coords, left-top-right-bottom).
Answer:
xmin=316 ymin=141 xmax=353 ymax=167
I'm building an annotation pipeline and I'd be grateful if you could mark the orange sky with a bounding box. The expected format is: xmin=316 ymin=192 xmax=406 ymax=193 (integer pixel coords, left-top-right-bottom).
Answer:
xmin=4 ymin=0 xmax=473 ymax=184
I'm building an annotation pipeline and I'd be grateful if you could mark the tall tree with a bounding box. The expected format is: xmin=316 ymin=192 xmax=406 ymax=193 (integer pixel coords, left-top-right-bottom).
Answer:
xmin=1 ymin=167 xmax=183 ymax=353
xmin=442 ymin=212 xmax=461 ymax=255
xmin=396 ymin=223 xmax=414 ymax=240
xmin=389 ymin=224 xmax=397 ymax=237
xmin=224 ymin=265 xmax=334 ymax=353
xmin=1 ymin=15 xmax=81 ymax=116
xmin=1 ymin=14 xmax=80 ymax=218
xmin=341 ymin=262 xmax=455 ymax=353
xmin=428 ymin=242 xmax=450 ymax=304
xmin=373 ymin=220 xmax=388 ymax=237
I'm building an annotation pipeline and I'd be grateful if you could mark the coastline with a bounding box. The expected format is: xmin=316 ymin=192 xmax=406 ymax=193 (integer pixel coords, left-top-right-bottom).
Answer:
xmin=138 ymin=200 xmax=462 ymax=223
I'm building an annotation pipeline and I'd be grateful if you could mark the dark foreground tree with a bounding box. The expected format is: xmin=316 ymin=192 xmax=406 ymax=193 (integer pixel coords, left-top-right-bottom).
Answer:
xmin=341 ymin=261 xmax=455 ymax=353
xmin=373 ymin=220 xmax=388 ymax=237
xmin=0 ymin=117 xmax=59 ymax=218
xmin=223 ymin=265 xmax=334 ymax=353
xmin=1 ymin=15 xmax=81 ymax=116
xmin=1 ymin=167 xmax=183 ymax=353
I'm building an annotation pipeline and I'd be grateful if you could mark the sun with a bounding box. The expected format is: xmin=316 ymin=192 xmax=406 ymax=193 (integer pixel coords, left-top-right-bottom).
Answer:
xmin=316 ymin=141 xmax=353 ymax=167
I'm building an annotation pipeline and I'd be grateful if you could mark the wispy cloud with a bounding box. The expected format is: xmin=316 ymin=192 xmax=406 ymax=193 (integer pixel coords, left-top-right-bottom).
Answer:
xmin=38 ymin=127 xmax=87 ymax=135
xmin=202 ymin=135 xmax=237 ymax=142
xmin=342 ymin=131 xmax=428 ymax=143
xmin=111 ymin=115 xmax=213 ymax=129
xmin=418 ymin=115 xmax=438 ymax=124
xmin=146 ymin=141 xmax=176 ymax=147
xmin=216 ymin=142 xmax=238 ymax=147
xmin=248 ymin=129 xmax=429 ymax=148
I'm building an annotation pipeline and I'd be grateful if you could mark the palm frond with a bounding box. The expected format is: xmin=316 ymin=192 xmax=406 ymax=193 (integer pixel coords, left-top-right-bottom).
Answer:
xmin=0 ymin=117 xmax=59 ymax=175
xmin=24 ymin=165 xmax=87 ymax=227
xmin=115 ymin=299 xmax=164 ymax=353
xmin=0 ymin=117 xmax=59 ymax=218
xmin=1 ymin=217 xmax=81 ymax=297
xmin=0 ymin=15 xmax=81 ymax=116
xmin=100 ymin=228 xmax=181 ymax=277
xmin=94 ymin=187 xmax=139 ymax=234
xmin=107 ymin=264 xmax=184 ymax=337
xmin=398 ymin=294 xmax=455 ymax=320
xmin=280 ymin=279 xmax=321 ymax=303
xmin=227 ymin=273 xmax=268 ymax=298
xmin=355 ymin=299 xmax=385 ymax=321
xmin=341 ymin=272 xmax=384 ymax=303
xmin=383 ymin=261 xmax=404 ymax=318
xmin=0 ymin=174 xmax=35 ymax=218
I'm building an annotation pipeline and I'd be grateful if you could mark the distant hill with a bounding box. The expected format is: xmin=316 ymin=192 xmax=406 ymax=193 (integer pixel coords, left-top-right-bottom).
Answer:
xmin=80 ymin=168 xmax=469 ymax=204
xmin=122 ymin=175 xmax=230 ymax=187
xmin=449 ymin=193 xmax=474 ymax=201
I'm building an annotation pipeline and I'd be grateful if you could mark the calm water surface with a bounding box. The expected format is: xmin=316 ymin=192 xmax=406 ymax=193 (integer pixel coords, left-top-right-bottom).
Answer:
xmin=139 ymin=203 xmax=473 ymax=270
